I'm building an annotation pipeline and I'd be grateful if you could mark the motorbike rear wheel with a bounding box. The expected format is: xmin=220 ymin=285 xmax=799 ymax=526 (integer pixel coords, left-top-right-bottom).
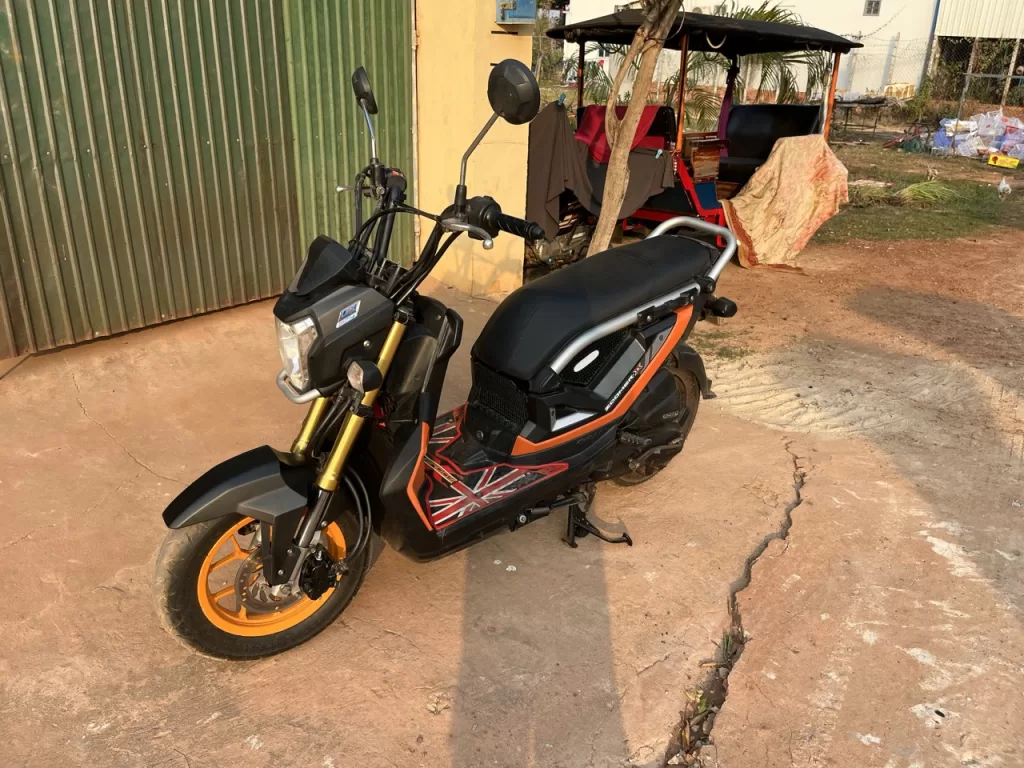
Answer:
xmin=154 ymin=511 xmax=368 ymax=659
xmin=614 ymin=359 xmax=701 ymax=487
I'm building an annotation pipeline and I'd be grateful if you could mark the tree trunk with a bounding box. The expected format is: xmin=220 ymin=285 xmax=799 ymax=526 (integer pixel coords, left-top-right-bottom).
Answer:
xmin=589 ymin=1 xmax=681 ymax=255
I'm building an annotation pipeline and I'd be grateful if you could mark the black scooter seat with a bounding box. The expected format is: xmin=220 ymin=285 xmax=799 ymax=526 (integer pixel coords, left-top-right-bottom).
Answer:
xmin=473 ymin=235 xmax=715 ymax=382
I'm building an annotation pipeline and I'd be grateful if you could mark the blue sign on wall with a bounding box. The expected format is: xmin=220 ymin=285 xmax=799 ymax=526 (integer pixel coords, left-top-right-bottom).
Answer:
xmin=497 ymin=0 xmax=537 ymax=25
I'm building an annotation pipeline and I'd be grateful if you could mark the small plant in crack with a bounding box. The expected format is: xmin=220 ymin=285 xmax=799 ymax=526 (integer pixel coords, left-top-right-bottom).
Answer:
xmin=665 ymin=628 xmax=745 ymax=765
xmin=664 ymin=443 xmax=809 ymax=767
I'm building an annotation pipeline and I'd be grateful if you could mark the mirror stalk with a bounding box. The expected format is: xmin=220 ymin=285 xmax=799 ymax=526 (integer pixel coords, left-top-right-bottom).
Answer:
xmin=456 ymin=112 xmax=499 ymax=215
xmin=360 ymin=99 xmax=379 ymax=162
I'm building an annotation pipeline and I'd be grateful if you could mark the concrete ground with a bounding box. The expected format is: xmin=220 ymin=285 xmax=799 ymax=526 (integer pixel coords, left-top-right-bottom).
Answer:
xmin=1 ymin=228 xmax=1022 ymax=768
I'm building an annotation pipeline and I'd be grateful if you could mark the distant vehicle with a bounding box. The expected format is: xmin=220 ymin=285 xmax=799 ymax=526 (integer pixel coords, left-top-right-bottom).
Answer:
xmin=532 ymin=9 xmax=861 ymax=265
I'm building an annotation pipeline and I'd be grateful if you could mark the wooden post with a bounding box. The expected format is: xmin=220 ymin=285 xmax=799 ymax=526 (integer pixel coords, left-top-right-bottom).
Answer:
xmin=674 ymin=33 xmax=690 ymax=149
xmin=1002 ymin=38 xmax=1021 ymax=107
xmin=576 ymin=41 xmax=585 ymax=111
xmin=823 ymin=52 xmax=842 ymax=142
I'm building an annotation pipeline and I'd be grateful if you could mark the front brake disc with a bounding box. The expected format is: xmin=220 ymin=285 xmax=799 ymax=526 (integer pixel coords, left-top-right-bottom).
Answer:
xmin=235 ymin=551 xmax=304 ymax=614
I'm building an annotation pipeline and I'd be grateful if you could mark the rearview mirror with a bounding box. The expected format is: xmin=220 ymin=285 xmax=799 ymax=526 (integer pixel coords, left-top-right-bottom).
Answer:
xmin=487 ymin=60 xmax=540 ymax=125
xmin=351 ymin=67 xmax=378 ymax=115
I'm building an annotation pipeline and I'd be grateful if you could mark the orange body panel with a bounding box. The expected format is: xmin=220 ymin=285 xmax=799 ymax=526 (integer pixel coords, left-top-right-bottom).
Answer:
xmin=406 ymin=422 xmax=434 ymax=530
xmin=511 ymin=305 xmax=693 ymax=456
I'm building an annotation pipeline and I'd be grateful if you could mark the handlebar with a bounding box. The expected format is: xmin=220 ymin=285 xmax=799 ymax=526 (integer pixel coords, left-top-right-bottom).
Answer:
xmin=465 ymin=195 xmax=544 ymax=243
xmin=487 ymin=211 xmax=545 ymax=241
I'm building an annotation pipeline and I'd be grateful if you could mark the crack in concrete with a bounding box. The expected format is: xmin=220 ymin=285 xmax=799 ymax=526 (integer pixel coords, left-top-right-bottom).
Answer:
xmin=727 ymin=440 xmax=807 ymax=623
xmin=65 ymin=362 xmax=182 ymax=485
xmin=662 ymin=438 xmax=809 ymax=766
xmin=636 ymin=651 xmax=672 ymax=677
xmin=0 ymin=525 xmax=57 ymax=553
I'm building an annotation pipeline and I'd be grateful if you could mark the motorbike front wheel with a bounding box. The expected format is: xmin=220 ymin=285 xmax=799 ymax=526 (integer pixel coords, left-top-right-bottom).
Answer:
xmin=154 ymin=512 xmax=368 ymax=659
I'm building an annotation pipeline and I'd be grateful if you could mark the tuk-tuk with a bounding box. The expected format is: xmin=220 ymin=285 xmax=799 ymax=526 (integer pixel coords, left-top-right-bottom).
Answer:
xmin=528 ymin=10 xmax=862 ymax=265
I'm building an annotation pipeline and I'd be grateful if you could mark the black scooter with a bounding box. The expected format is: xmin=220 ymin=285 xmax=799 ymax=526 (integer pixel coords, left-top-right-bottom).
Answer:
xmin=154 ymin=60 xmax=738 ymax=658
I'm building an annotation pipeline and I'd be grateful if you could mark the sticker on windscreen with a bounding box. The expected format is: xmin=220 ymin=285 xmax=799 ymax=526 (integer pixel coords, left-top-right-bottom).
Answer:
xmin=336 ymin=300 xmax=361 ymax=329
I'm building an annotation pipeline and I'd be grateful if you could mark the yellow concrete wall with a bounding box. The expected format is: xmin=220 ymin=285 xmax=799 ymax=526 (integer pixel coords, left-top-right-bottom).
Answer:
xmin=416 ymin=1 xmax=533 ymax=296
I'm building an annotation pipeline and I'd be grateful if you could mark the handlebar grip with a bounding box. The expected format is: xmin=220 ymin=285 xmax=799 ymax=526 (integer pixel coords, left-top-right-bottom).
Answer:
xmin=492 ymin=212 xmax=545 ymax=242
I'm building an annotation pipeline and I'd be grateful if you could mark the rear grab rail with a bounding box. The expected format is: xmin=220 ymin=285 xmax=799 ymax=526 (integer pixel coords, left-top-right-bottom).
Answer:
xmin=647 ymin=216 xmax=736 ymax=284
xmin=548 ymin=218 xmax=736 ymax=374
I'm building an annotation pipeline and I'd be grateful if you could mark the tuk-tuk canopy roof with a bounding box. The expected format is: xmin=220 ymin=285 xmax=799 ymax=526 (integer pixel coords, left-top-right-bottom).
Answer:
xmin=547 ymin=10 xmax=863 ymax=56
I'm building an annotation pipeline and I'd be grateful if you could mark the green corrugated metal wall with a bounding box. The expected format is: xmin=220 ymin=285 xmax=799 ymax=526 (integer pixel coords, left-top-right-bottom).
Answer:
xmin=284 ymin=0 xmax=415 ymax=267
xmin=0 ymin=0 xmax=413 ymax=360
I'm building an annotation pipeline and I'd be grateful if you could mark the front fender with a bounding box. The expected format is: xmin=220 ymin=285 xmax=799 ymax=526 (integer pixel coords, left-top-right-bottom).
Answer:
xmin=162 ymin=446 xmax=312 ymax=529
xmin=162 ymin=446 xmax=387 ymax=570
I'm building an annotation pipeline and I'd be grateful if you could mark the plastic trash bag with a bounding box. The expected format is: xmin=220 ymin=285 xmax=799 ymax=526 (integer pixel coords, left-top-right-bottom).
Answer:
xmin=942 ymin=118 xmax=977 ymax=136
xmin=956 ymin=134 xmax=987 ymax=157
xmin=1001 ymin=127 xmax=1023 ymax=154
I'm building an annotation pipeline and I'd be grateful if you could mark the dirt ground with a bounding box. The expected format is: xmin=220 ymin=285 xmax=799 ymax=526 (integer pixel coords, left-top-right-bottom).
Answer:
xmin=1 ymin=224 xmax=1022 ymax=768
xmin=691 ymin=227 xmax=1024 ymax=766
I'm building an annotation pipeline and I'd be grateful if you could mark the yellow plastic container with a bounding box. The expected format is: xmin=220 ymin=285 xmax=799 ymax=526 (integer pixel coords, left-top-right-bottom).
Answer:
xmin=988 ymin=154 xmax=1020 ymax=169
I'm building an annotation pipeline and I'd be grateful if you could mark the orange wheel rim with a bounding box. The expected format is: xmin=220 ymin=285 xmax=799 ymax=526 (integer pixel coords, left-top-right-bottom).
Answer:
xmin=197 ymin=517 xmax=346 ymax=637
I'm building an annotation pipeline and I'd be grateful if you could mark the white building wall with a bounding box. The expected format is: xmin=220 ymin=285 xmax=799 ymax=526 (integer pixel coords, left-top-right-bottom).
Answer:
xmin=936 ymin=0 xmax=1024 ymax=39
xmin=781 ymin=0 xmax=939 ymax=97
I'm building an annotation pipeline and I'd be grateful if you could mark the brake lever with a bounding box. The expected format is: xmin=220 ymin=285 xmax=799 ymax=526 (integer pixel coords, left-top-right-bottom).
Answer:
xmin=440 ymin=218 xmax=494 ymax=250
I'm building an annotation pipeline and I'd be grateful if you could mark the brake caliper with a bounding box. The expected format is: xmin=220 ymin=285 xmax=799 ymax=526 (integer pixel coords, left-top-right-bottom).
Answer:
xmin=298 ymin=545 xmax=338 ymax=600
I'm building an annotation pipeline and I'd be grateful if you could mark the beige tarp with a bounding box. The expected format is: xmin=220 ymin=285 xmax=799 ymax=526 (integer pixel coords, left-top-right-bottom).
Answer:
xmin=721 ymin=134 xmax=849 ymax=269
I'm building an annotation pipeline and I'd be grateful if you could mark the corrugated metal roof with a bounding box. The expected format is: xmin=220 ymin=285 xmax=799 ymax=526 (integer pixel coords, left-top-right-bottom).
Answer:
xmin=936 ymin=0 xmax=1024 ymax=39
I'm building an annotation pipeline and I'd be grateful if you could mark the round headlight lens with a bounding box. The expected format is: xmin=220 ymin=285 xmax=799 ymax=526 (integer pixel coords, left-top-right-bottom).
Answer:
xmin=276 ymin=316 xmax=318 ymax=392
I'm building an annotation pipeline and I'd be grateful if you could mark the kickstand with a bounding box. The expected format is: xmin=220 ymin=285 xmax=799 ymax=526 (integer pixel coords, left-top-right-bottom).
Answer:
xmin=564 ymin=491 xmax=633 ymax=548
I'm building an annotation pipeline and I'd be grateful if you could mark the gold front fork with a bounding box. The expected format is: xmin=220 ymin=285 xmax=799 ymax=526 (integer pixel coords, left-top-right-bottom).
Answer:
xmin=315 ymin=320 xmax=407 ymax=492
xmin=291 ymin=397 xmax=330 ymax=458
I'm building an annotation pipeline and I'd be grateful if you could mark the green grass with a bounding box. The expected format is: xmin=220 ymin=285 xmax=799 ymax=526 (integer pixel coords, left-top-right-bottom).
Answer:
xmin=813 ymin=144 xmax=1024 ymax=243
xmin=691 ymin=328 xmax=750 ymax=360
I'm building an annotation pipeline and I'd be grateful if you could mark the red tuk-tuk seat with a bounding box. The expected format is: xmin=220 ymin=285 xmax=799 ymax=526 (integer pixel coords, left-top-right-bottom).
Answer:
xmin=575 ymin=105 xmax=675 ymax=163
xmin=720 ymin=104 xmax=822 ymax=185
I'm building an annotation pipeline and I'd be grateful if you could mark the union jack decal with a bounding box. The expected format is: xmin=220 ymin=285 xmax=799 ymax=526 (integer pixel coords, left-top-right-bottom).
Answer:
xmin=421 ymin=407 xmax=568 ymax=529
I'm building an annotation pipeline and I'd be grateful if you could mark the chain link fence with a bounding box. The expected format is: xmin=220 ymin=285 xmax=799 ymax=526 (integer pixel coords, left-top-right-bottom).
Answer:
xmin=837 ymin=37 xmax=930 ymax=101
xmin=929 ymin=37 xmax=1024 ymax=122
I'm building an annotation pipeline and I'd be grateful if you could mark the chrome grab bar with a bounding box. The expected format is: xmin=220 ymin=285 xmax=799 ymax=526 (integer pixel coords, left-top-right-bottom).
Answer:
xmin=548 ymin=218 xmax=737 ymax=374
xmin=647 ymin=216 xmax=737 ymax=283
xmin=276 ymin=370 xmax=324 ymax=404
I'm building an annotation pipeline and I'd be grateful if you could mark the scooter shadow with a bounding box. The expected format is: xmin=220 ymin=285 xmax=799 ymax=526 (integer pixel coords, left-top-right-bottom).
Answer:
xmin=449 ymin=513 xmax=631 ymax=768
xmin=433 ymin=286 xmax=630 ymax=766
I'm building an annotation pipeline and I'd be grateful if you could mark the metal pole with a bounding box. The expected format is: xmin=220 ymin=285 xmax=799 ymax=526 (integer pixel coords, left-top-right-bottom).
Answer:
xmin=576 ymin=40 xmax=585 ymax=112
xmin=675 ymin=32 xmax=690 ymax=147
xmin=823 ymin=52 xmax=842 ymax=142
xmin=1002 ymin=38 xmax=1021 ymax=107
xmin=886 ymin=33 xmax=901 ymax=90
xmin=958 ymin=37 xmax=979 ymax=122
xmin=919 ymin=0 xmax=942 ymax=86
